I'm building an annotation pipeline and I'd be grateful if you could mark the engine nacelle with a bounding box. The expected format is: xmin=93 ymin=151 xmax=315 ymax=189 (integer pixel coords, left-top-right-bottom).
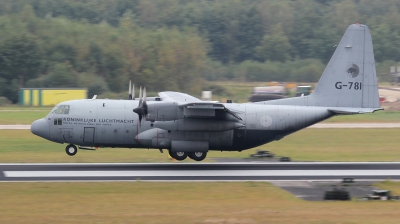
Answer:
xmin=146 ymin=102 xmax=181 ymax=122
xmin=154 ymin=119 xmax=244 ymax=132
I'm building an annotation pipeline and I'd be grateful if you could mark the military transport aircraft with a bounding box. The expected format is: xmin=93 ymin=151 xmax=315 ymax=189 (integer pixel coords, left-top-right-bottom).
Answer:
xmin=31 ymin=24 xmax=381 ymax=161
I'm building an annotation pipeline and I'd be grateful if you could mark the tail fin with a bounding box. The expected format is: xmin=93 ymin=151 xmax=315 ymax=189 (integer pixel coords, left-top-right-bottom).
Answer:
xmin=311 ymin=24 xmax=380 ymax=109
xmin=262 ymin=24 xmax=381 ymax=110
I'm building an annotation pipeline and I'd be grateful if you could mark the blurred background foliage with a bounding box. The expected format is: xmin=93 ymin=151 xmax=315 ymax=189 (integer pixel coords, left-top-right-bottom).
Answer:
xmin=0 ymin=0 xmax=399 ymax=102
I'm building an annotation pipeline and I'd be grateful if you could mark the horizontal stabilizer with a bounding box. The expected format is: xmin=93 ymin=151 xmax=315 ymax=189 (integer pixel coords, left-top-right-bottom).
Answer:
xmin=328 ymin=107 xmax=383 ymax=115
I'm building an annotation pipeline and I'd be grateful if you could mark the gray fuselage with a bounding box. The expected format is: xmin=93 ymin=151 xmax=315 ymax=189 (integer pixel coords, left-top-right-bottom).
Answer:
xmin=34 ymin=98 xmax=333 ymax=151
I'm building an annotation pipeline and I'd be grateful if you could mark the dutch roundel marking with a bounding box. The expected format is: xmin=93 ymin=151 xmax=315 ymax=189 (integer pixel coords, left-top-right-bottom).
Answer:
xmin=335 ymin=82 xmax=362 ymax=90
xmin=347 ymin=63 xmax=360 ymax=78
xmin=260 ymin=115 xmax=272 ymax=128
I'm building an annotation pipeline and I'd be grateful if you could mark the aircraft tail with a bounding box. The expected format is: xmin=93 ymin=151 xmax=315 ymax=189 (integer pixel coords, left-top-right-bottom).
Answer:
xmin=311 ymin=24 xmax=380 ymax=109
xmin=263 ymin=24 xmax=381 ymax=111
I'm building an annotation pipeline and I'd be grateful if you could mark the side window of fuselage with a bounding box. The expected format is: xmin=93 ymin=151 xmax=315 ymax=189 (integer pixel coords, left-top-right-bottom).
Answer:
xmin=54 ymin=118 xmax=62 ymax=125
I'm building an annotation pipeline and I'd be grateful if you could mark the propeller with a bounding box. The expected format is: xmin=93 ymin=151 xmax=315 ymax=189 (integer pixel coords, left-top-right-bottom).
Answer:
xmin=133 ymin=86 xmax=147 ymax=125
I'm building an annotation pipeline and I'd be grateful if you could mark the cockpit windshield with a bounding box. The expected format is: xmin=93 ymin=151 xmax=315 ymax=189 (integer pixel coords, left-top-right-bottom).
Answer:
xmin=49 ymin=105 xmax=70 ymax=115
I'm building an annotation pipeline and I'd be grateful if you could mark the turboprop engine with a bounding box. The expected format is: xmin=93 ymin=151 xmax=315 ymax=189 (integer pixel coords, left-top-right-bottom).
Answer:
xmin=132 ymin=87 xmax=244 ymax=132
xmin=146 ymin=102 xmax=181 ymax=122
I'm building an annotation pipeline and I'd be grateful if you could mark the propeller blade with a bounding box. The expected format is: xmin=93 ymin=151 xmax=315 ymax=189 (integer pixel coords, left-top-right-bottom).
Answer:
xmin=132 ymin=83 xmax=135 ymax=100
xmin=139 ymin=86 xmax=143 ymax=106
xmin=142 ymin=87 xmax=147 ymax=118
xmin=138 ymin=115 xmax=142 ymax=124
xmin=143 ymin=87 xmax=146 ymax=102
xmin=128 ymin=80 xmax=132 ymax=100
xmin=139 ymin=86 xmax=142 ymax=99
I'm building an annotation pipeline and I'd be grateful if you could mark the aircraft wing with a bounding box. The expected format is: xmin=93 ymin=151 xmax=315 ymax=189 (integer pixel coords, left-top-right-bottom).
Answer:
xmin=157 ymin=91 xmax=242 ymax=120
xmin=182 ymin=102 xmax=242 ymax=120
xmin=158 ymin=91 xmax=202 ymax=102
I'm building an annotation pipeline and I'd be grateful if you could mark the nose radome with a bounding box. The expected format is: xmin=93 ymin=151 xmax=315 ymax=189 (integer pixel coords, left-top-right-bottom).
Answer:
xmin=31 ymin=118 xmax=50 ymax=140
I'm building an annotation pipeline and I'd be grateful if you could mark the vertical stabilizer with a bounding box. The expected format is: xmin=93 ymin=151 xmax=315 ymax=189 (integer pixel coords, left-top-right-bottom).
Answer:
xmin=262 ymin=24 xmax=380 ymax=110
xmin=311 ymin=24 xmax=379 ymax=108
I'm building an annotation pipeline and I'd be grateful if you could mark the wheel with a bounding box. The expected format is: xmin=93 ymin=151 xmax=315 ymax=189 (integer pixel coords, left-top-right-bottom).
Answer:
xmin=189 ymin=151 xmax=207 ymax=161
xmin=65 ymin=144 xmax=77 ymax=156
xmin=168 ymin=150 xmax=188 ymax=161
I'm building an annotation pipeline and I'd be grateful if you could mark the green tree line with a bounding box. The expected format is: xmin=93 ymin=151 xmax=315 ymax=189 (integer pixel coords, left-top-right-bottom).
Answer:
xmin=0 ymin=0 xmax=400 ymax=102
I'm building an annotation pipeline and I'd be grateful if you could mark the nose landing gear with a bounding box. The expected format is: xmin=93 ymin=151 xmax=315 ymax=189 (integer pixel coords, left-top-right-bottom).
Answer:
xmin=66 ymin=144 xmax=77 ymax=156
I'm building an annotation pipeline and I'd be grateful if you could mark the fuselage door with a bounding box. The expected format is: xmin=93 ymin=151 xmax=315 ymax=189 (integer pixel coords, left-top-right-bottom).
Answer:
xmin=84 ymin=127 xmax=95 ymax=143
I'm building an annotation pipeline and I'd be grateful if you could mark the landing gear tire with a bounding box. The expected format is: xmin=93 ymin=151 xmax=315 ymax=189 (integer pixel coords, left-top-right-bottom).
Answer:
xmin=189 ymin=152 xmax=207 ymax=161
xmin=66 ymin=144 xmax=77 ymax=156
xmin=169 ymin=150 xmax=188 ymax=161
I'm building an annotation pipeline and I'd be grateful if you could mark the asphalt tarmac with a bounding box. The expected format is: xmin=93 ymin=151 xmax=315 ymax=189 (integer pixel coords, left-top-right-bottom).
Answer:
xmin=1 ymin=162 xmax=400 ymax=182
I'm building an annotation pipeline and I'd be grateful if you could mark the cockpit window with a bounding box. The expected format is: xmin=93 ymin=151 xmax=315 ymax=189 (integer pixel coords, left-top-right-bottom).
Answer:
xmin=53 ymin=105 xmax=70 ymax=115
xmin=63 ymin=106 xmax=70 ymax=114
xmin=54 ymin=107 xmax=63 ymax=114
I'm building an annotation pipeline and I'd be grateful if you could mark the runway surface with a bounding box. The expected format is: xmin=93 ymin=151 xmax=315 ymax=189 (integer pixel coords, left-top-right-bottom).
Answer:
xmin=1 ymin=123 xmax=400 ymax=130
xmin=0 ymin=125 xmax=31 ymax=129
xmin=1 ymin=162 xmax=400 ymax=182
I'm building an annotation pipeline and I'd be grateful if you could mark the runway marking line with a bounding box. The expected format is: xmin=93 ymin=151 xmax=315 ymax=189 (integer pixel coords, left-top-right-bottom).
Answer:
xmin=4 ymin=170 xmax=400 ymax=178
xmin=3 ymin=162 xmax=400 ymax=166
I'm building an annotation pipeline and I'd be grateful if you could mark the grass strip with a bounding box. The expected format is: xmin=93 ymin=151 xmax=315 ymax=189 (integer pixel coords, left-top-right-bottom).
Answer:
xmin=0 ymin=182 xmax=400 ymax=223
xmin=0 ymin=110 xmax=49 ymax=124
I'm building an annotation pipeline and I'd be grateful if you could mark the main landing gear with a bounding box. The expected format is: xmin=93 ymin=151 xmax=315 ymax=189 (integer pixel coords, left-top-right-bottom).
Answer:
xmin=188 ymin=151 xmax=207 ymax=161
xmin=169 ymin=151 xmax=188 ymax=161
xmin=66 ymin=144 xmax=77 ymax=156
xmin=168 ymin=150 xmax=207 ymax=161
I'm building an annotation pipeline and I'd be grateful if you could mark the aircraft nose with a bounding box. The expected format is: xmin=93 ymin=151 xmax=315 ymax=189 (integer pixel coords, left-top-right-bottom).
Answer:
xmin=31 ymin=118 xmax=50 ymax=140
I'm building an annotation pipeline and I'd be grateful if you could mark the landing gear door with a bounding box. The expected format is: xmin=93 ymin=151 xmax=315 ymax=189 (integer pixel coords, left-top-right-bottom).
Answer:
xmin=84 ymin=127 xmax=95 ymax=143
